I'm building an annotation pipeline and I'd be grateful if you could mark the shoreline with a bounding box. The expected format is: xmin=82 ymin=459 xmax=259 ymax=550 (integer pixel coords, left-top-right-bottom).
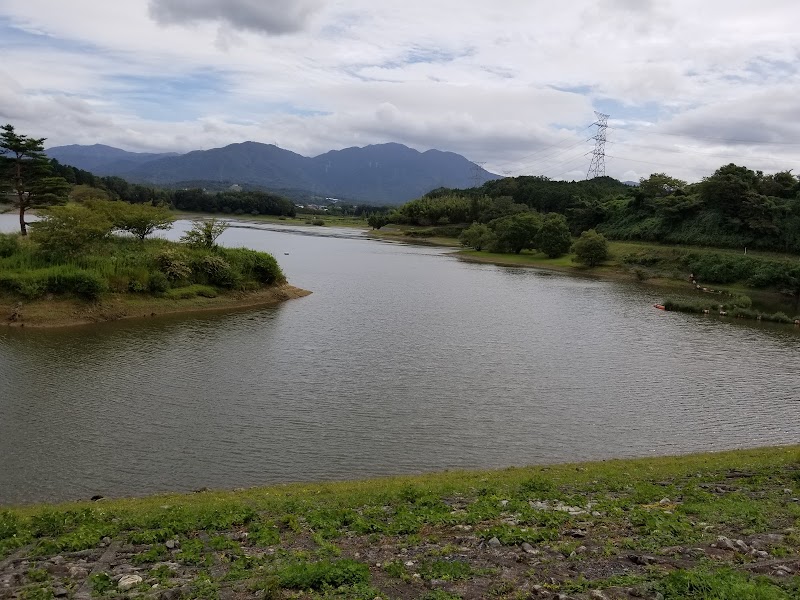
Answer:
xmin=2 ymin=446 xmax=799 ymax=599
xmin=1 ymin=284 xmax=311 ymax=329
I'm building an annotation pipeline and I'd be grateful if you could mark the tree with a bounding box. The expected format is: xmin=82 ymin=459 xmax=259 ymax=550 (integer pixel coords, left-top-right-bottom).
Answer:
xmin=0 ymin=124 xmax=71 ymax=235
xmin=459 ymin=222 xmax=496 ymax=251
xmin=181 ymin=218 xmax=228 ymax=249
xmin=29 ymin=204 xmax=114 ymax=258
xmin=110 ymin=202 xmax=175 ymax=240
xmin=536 ymin=213 xmax=572 ymax=258
xmin=490 ymin=212 xmax=541 ymax=254
xmin=572 ymin=229 xmax=609 ymax=267
xmin=637 ymin=173 xmax=687 ymax=199
xmin=367 ymin=213 xmax=389 ymax=230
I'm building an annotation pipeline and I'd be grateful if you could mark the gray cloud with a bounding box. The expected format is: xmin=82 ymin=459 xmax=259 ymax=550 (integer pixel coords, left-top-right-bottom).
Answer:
xmin=148 ymin=0 xmax=323 ymax=35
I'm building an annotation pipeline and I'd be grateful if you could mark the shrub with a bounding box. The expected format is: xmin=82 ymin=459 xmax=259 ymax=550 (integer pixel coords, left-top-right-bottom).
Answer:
xmin=223 ymin=248 xmax=285 ymax=285
xmin=196 ymin=254 xmax=238 ymax=288
xmin=148 ymin=271 xmax=170 ymax=294
xmin=181 ymin=219 xmax=228 ymax=249
xmin=573 ymin=229 xmax=610 ymax=267
xmin=155 ymin=249 xmax=192 ymax=282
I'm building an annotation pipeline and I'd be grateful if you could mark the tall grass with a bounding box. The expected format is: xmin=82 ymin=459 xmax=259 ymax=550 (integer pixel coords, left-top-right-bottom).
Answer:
xmin=0 ymin=233 xmax=285 ymax=302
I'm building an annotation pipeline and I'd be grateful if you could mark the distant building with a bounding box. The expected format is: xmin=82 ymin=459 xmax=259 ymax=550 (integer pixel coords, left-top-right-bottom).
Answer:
xmin=229 ymin=184 xmax=243 ymax=192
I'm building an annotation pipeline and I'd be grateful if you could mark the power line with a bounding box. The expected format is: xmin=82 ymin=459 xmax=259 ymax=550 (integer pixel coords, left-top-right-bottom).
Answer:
xmin=501 ymin=134 xmax=594 ymax=175
xmin=490 ymin=124 xmax=595 ymax=171
xmin=586 ymin=112 xmax=609 ymax=179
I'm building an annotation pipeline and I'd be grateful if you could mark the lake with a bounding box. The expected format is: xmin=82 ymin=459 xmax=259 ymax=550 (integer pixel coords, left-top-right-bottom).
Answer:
xmin=1 ymin=215 xmax=799 ymax=505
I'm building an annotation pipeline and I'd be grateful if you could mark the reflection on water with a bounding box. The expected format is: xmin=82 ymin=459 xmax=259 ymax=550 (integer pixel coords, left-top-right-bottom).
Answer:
xmin=1 ymin=216 xmax=799 ymax=505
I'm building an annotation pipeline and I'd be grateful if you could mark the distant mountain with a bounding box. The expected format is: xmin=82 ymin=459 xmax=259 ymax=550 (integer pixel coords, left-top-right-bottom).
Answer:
xmin=46 ymin=141 xmax=500 ymax=204
xmin=46 ymin=144 xmax=179 ymax=176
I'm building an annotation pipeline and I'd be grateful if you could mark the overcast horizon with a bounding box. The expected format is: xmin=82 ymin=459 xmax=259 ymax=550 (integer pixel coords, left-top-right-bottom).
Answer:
xmin=2 ymin=0 xmax=799 ymax=183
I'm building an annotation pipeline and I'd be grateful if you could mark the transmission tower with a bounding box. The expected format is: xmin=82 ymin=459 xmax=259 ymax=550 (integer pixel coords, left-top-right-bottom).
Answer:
xmin=586 ymin=112 xmax=609 ymax=179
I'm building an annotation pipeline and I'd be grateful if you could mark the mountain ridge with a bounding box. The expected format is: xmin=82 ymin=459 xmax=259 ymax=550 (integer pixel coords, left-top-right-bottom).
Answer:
xmin=46 ymin=141 xmax=500 ymax=204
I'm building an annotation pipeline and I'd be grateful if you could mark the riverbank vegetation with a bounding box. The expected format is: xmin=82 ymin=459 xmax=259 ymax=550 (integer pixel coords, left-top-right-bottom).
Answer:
xmin=1 ymin=447 xmax=799 ymax=599
xmin=0 ymin=199 xmax=299 ymax=326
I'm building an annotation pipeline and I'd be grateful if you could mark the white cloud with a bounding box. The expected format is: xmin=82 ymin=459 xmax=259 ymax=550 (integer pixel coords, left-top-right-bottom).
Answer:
xmin=0 ymin=0 xmax=798 ymax=182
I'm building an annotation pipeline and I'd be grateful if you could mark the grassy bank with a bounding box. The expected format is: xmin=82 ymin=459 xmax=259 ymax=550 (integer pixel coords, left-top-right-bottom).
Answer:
xmin=0 ymin=210 xmax=305 ymax=327
xmin=2 ymin=447 xmax=799 ymax=599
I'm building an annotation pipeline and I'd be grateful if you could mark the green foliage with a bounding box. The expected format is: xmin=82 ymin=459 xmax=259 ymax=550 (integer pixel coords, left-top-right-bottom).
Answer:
xmin=418 ymin=559 xmax=475 ymax=581
xmin=0 ymin=266 xmax=106 ymax=300
xmin=181 ymin=219 xmax=228 ymax=249
xmin=1 ymin=124 xmax=70 ymax=235
xmin=490 ymin=212 xmax=542 ymax=254
xmin=367 ymin=213 xmax=389 ymax=229
xmin=658 ymin=567 xmax=791 ymax=599
xmin=536 ymin=212 xmax=572 ymax=258
xmin=30 ymin=204 xmax=114 ymax=258
xmin=222 ymin=247 xmax=286 ymax=285
xmin=0 ymin=233 xmax=19 ymax=257
xmin=88 ymin=199 xmax=174 ymax=240
xmin=275 ymin=558 xmax=370 ymax=590
xmin=88 ymin=572 xmax=114 ymax=595
xmin=459 ymin=222 xmax=496 ymax=251
xmin=572 ymin=229 xmax=609 ymax=267
xmin=155 ymin=249 xmax=193 ymax=282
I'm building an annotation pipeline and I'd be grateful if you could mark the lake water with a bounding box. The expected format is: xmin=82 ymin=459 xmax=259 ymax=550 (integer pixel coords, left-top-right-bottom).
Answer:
xmin=1 ymin=215 xmax=799 ymax=506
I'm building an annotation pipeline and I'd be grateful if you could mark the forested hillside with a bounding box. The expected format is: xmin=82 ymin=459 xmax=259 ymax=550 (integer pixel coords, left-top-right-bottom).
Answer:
xmin=391 ymin=164 xmax=800 ymax=254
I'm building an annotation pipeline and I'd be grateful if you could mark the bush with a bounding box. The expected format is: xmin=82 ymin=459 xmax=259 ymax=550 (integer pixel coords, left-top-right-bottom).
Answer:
xmin=572 ymin=229 xmax=610 ymax=267
xmin=223 ymin=248 xmax=285 ymax=285
xmin=0 ymin=234 xmax=19 ymax=258
xmin=196 ymin=254 xmax=238 ymax=288
xmin=155 ymin=249 xmax=192 ymax=282
xmin=148 ymin=271 xmax=170 ymax=294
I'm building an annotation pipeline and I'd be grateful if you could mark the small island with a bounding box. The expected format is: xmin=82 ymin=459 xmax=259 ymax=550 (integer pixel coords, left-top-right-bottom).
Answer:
xmin=0 ymin=205 xmax=308 ymax=328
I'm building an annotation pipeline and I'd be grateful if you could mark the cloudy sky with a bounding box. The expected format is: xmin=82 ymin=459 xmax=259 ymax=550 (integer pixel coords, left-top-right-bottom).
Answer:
xmin=1 ymin=0 xmax=799 ymax=182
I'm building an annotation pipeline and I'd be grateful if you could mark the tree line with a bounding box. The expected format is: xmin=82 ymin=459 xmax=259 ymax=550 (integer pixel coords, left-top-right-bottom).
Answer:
xmin=385 ymin=166 xmax=800 ymax=255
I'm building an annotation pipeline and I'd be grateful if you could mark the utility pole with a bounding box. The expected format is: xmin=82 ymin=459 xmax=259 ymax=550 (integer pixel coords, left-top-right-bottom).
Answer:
xmin=586 ymin=111 xmax=609 ymax=179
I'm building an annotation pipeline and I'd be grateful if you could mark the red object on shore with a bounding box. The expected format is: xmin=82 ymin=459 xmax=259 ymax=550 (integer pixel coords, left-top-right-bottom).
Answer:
xmin=654 ymin=304 xmax=666 ymax=310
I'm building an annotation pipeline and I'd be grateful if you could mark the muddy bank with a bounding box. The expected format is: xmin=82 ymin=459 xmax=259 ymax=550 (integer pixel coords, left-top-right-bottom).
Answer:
xmin=1 ymin=285 xmax=311 ymax=329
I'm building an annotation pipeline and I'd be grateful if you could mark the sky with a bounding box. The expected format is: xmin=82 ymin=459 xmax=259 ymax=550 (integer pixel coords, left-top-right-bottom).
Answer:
xmin=1 ymin=0 xmax=799 ymax=182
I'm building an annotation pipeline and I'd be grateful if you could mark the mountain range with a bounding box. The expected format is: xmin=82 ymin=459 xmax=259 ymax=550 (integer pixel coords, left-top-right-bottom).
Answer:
xmin=46 ymin=142 xmax=500 ymax=204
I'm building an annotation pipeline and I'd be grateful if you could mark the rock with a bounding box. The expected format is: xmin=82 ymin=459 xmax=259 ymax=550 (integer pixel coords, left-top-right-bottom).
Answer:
xmin=404 ymin=561 xmax=414 ymax=567
xmin=487 ymin=537 xmax=502 ymax=547
xmin=734 ymin=539 xmax=749 ymax=553
xmin=521 ymin=542 xmax=538 ymax=554
xmin=658 ymin=498 xmax=671 ymax=505
xmin=589 ymin=591 xmax=608 ymax=600
xmin=118 ymin=574 xmax=143 ymax=591
xmin=53 ymin=588 xmax=69 ymax=598
xmin=51 ymin=556 xmax=65 ymax=566
xmin=500 ymin=500 xmax=509 ymax=507
xmin=774 ymin=565 xmax=794 ymax=575
xmin=716 ymin=536 xmax=737 ymax=551
xmin=567 ymin=529 xmax=586 ymax=538
xmin=628 ymin=554 xmax=656 ymax=565
xmin=165 ymin=539 xmax=176 ymax=549
xmin=102 ymin=537 xmax=111 ymax=545
xmin=750 ymin=549 xmax=769 ymax=559
xmin=159 ymin=587 xmax=182 ymax=600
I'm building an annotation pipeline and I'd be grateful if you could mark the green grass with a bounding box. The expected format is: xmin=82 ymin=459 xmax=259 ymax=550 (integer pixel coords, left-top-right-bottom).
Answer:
xmin=0 ymin=232 xmax=285 ymax=303
xmin=2 ymin=446 xmax=800 ymax=599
